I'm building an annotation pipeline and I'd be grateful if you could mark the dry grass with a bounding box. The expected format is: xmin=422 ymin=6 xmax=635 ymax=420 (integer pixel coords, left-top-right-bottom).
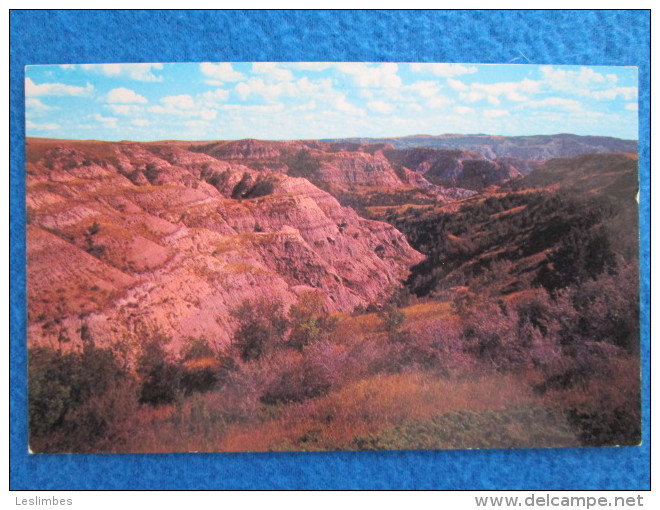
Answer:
xmin=333 ymin=312 xmax=381 ymax=343
xmin=122 ymin=347 xmax=641 ymax=453
xmin=402 ymin=301 xmax=453 ymax=322
xmin=216 ymin=371 xmax=536 ymax=452
xmin=105 ymin=346 xmax=641 ymax=453
xmin=489 ymin=204 xmax=527 ymax=219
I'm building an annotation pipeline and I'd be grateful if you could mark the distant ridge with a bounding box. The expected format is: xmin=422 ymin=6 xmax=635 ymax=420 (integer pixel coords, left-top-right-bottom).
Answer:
xmin=321 ymin=134 xmax=637 ymax=161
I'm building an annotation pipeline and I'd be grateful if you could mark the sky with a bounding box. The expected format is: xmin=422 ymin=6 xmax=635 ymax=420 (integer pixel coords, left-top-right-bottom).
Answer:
xmin=25 ymin=62 xmax=638 ymax=141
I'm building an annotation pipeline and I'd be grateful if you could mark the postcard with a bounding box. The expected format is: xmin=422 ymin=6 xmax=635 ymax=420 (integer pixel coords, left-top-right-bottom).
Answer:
xmin=25 ymin=62 xmax=640 ymax=453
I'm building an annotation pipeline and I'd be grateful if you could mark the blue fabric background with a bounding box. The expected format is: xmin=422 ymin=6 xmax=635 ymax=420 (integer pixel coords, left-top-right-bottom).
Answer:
xmin=10 ymin=10 xmax=650 ymax=490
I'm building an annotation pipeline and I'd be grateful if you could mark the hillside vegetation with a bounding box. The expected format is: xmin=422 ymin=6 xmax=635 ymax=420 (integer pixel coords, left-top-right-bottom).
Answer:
xmin=27 ymin=137 xmax=640 ymax=452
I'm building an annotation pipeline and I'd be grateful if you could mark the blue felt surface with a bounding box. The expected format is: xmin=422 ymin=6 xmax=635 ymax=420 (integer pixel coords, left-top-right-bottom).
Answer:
xmin=10 ymin=10 xmax=650 ymax=490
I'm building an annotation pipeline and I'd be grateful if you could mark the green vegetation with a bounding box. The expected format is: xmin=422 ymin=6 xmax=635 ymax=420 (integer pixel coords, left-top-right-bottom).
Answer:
xmin=378 ymin=188 xmax=637 ymax=299
xmin=231 ymin=173 xmax=277 ymax=200
xmin=28 ymin=152 xmax=641 ymax=453
xmin=230 ymin=297 xmax=288 ymax=361
xmin=29 ymin=345 xmax=138 ymax=452
xmin=353 ymin=405 xmax=581 ymax=450
xmin=286 ymin=149 xmax=320 ymax=178
xmin=83 ymin=221 xmax=106 ymax=258
xmin=288 ymin=291 xmax=338 ymax=351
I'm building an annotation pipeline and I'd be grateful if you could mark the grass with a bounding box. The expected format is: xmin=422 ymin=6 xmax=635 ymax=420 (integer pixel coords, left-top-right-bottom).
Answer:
xmin=122 ymin=354 xmax=639 ymax=453
xmin=403 ymin=301 xmax=453 ymax=322
xmin=203 ymin=370 xmax=539 ymax=452
xmin=223 ymin=261 xmax=271 ymax=275
xmin=354 ymin=404 xmax=581 ymax=450
xmin=114 ymin=320 xmax=642 ymax=453
xmin=34 ymin=291 xmax=640 ymax=453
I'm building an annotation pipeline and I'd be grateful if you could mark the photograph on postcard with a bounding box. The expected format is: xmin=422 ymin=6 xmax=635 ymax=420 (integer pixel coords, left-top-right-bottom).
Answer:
xmin=25 ymin=62 xmax=640 ymax=453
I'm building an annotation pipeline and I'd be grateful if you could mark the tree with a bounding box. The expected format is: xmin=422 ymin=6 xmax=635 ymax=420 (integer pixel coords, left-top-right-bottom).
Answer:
xmin=230 ymin=297 xmax=288 ymax=361
xmin=179 ymin=337 xmax=222 ymax=395
xmin=286 ymin=149 xmax=320 ymax=178
xmin=136 ymin=335 xmax=180 ymax=405
xmin=29 ymin=346 xmax=138 ymax=452
xmin=378 ymin=304 xmax=407 ymax=342
xmin=536 ymin=225 xmax=616 ymax=292
xmin=288 ymin=291 xmax=337 ymax=351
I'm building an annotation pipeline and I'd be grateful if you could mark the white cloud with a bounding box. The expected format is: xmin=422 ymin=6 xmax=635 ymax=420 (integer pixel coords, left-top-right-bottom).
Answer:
xmin=292 ymin=100 xmax=318 ymax=111
xmin=427 ymin=96 xmax=451 ymax=109
xmin=447 ymin=78 xmax=468 ymax=91
xmin=161 ymin=94 xmax=195 ymax=110
xmin=106 ymin=87 xmax=148 ymax=104
xmin=150 ymin=94 xmax=218 ymax=120
xmin=25 ymin=98 xmax=54 ymax=111
xmin=198 ymin=109 xmax=218 ymax=120
xmin=236 ymin=78 xmax=282 ymax=100
xmin=404 ymin=81 xmax=441 ymax=99
xmin=478 ymin=79 xmax=540 ymax=101
xmin=80 ymin=63 xmax=164 ymax=82
xmin=200 ymin=88 xmax=230 ymax=103
xmin=185 ymin=120 xmax=210 ymax=127
xmin=337 ymin=63 xmax=402 ymax=88
xmin=459 ymin=90 xmax=488 ymax=103
xmin=524 ymin=97 xmax=584 ymax=111
xmin=367 ymin=101 xmax=394 ymax=114
xmin=540 ymin=66 xmax=618 ymax=96
xmin=409 ymin=63 xmax=478 ymax=77
xmin=26 ymin=120 xmax=60 ymax=130
xmin=220 ymin=104 xmax=285 ymax=114
xmin=456 ymin=78 xmax=540 ymax=105
xmin=483 ymin=109 xmax=510 ymax=118
xmin=295 ymin=77 xmax=333 ymax=95
xmin=91 ymin=113 xmax=118 ymax=128
xmin=200 ymin=62 xmax=244 ymax=83
xmin=235 ymin=76 xmax=331 ymax=101
xmin=106 ymin=104 xmax=143 ymax=116
xmin=625 ymin=103 xmax=639 ymax=111
xmin=333 ymin=95 xmax=364 ymax=115
xmin=454 ymin=106 xmax=474 ymax=115
xmin=591 ymin=86 xmax=637 ymax=100
xmin=252 ymin=62 xmax=294 ymax=82
xmin=25 ymin=77 xmax=93 ymax=97
xmin=579 ymin=110 xmax=606 ymax=118
xmin=131 ymin=119 xmax=149 ymax=126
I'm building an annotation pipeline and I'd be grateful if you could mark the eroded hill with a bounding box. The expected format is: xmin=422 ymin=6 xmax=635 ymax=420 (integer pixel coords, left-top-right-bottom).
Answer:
xmin=27 ymin=138 xmax=427 ymax=355
xmin=26 ymin=135 xmax=641 ymax=453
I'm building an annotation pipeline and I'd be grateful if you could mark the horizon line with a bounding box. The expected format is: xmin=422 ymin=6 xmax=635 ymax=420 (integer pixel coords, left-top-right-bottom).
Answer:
xmin=25 ymin=132 xmax=640 ymax=144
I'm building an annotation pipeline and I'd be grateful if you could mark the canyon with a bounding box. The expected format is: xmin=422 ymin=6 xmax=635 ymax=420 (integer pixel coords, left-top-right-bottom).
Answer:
xmin=25 ymin=133 xmax=641 ymax=452
xmin=26 ymin=134 xmax=637 ymax=359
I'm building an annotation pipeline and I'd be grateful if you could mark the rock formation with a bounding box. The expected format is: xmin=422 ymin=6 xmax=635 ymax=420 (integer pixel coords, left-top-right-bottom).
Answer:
xmin=26 ymin=138 xmax=424 ymax=355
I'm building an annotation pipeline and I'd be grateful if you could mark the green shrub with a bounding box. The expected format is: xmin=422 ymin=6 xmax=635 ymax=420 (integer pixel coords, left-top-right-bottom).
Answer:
xmin=286 ymin=149 xmax=320 ymax=178
xmin=260 ymin=344 xmax=341 ymax=405
xmin=231 ymin=298 xmax=288 ymax=361
xmin=179 ymin=337 xmax=225 ymax=395
xmin=136 ymin=337 xmax=181 ymax=405
xmin=288 ymin=291 xmax=337 ymax=351
xmin=28 ymin=346 xmax=137 ymax=452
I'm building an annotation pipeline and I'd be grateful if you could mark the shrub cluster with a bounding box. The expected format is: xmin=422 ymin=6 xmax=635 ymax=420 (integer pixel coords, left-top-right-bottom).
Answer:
xmin=380 ymin=189 xmax=635 ymax=299
xmin=29 ymin=345 xmax=138 ymax=452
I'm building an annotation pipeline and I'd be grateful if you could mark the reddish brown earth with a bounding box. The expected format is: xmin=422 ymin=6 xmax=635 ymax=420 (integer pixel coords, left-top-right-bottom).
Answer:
xmin=383 ymin=148 xmax=526 ymax=189
xmin=327 ymin=133 xmax=637 ymax=160
xmin=28 ymin=137 xmax=636 ymax=359
xmin=26 ymin=138 xmax=429 ymax=355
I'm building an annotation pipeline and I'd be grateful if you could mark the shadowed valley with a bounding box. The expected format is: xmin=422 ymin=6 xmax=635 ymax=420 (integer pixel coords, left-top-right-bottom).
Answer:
xmin=26 ymin=135 xmax=640 ymax=453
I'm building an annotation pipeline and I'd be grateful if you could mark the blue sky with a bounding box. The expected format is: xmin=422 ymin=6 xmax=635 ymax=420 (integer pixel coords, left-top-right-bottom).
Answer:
xmin=25 ymin=62 xmax=638 ymax=141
